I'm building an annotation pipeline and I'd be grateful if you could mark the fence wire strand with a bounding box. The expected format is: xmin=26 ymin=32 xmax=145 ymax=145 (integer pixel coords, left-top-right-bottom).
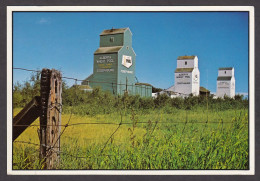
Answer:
xmin=12 ymin=120 xmax=244 ymax=128
xmin=12 ymin=67 xmax=249 ymax=162
xmin=13 ymin=67 xmax=41 ymax=73
xmin=13 ymin=67 xmax=153 ymax=89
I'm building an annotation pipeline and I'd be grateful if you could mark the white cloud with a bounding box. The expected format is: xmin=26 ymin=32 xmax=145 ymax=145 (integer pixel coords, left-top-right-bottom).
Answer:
xmin=37 ymin=18 xmax=50 ymax=24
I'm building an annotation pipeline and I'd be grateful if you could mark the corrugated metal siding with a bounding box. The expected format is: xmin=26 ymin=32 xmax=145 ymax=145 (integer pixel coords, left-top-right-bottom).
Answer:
xmin=135 ymin=84 xmax=152 ymax=97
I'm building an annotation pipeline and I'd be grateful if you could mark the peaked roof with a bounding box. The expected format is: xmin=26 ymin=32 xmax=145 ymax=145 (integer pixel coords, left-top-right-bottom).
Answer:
xmin=219 ymin=67 xmax=233 ymax=70
xmin=135 ymin=82 xmax=152 ymax=86
xmin=160 ymin=90 xmax=178 ymax=95
xmin=94 ymin=46 xmax=123 ymax=54
xmin=100 ymin=28 xmax=130 ymax=35
xmin=177 ymin=55 xmax=196 ymax=60
xmin=82 ymin=74 xmax=93 ymax=84
xmin=175 ymin=68 xmax=194 ymax=73
xmin=200 ymin=86 xmax=210 ymax=93
xmin=217 ymin=76 xmax=232 ymax=81
xmin=166 ymin=85 xmax=175 ymax=92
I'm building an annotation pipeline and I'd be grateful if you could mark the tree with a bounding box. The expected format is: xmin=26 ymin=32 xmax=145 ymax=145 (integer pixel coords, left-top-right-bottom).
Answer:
xmin=152 ymin=86 xmax=163 ymax=93
xmin=13 ymin=72 xmax=41 ymax=108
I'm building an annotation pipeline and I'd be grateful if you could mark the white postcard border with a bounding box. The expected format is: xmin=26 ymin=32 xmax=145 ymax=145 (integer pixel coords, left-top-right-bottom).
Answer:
xmin=7 ymin=6 xmax=255 ymax=175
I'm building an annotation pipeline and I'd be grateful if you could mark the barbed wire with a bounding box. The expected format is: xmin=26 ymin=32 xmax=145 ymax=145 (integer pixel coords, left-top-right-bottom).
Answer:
xmin=12 ymin=119 xmax=247 ymax=128
xmin=13 ymin=67 xmax=41 ymax=73
xmin=100 ymin=111 xmax=124 ymax=153
xmin=12 ymin=66 xmax=248 ymax=131
xmin=50 ymin=111 xmax=72 ymax=151
xmin=13 ymin=67 xmax=153 ymax=88
xmin=12 ymin=67 xmax=249 ymax=164
xmin=14 ymin=116 xmax=248 ymax=161
xmin=14 ymin=140 xmax=40 ymax=146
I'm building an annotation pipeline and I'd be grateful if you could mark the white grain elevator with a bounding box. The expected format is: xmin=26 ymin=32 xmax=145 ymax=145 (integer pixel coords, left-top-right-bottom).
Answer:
xmin=174 ymin=56 xmax=200 ymax=96
xmin=216 ymin=67 xmax=235 ymax=98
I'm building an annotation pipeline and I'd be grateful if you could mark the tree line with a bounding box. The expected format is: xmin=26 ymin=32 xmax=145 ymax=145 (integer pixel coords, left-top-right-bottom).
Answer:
xmin=13 ymin=73 xmax=248 ymax=116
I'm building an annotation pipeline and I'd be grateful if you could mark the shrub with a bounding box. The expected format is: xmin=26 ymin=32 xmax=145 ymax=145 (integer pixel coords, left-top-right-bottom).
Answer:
xmin=13 ymin=77 xmax=249 ymax=114
xmin=140 ymin=97 xmax=155 ymax=110
xmin=154 ymin=94 xmax=170 ymax=108
xmin=170 ymin=97 xmax=184 ymax=109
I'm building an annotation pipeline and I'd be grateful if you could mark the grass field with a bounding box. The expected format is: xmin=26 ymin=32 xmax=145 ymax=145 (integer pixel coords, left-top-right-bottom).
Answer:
xmin=13 ymin=107 xmax=249 ymax=170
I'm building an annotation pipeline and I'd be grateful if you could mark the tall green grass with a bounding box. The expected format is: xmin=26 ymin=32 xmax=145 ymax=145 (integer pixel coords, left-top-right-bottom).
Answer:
xmin=13 ymin=108 xmax=248 ymax=170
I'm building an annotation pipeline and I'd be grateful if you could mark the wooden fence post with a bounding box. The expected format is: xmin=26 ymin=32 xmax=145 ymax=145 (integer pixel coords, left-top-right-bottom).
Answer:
xmin=39 ymin=69 xmax=62 ymax=169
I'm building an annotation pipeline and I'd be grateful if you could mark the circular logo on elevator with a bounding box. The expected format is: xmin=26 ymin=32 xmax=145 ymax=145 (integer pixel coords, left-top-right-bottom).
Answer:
xmin=194 ymin=74 xmax=198 ymax=81
xmin=122 ymin=55 xmax=132 ymax=68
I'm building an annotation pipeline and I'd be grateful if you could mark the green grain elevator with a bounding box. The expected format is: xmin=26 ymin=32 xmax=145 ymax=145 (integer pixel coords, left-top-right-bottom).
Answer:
xmin=82 ymin=27 xmax=152 ymax=97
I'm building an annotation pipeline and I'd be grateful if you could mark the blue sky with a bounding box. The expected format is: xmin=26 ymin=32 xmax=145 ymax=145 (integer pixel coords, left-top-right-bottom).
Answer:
xmin=13 ymin=12 xmax=249 ymax=94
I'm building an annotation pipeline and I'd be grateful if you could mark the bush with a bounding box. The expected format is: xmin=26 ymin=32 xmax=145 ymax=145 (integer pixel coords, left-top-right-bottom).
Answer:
xmin=154 ymin=94 xmax=170 ymax=108
xmin=170 ymin=97 xmax=184 ymax=109
xmin=13 ymin=77 xmax=249 ymax=114
xmin=140 ymin=97 xmax=155 ymax=110
xmin=13 ymin=72 xmax=40 ymax=108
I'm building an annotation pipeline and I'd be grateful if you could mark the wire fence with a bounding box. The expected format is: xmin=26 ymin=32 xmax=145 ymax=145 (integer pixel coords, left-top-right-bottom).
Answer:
xmin=14 ymin=67 xmax=150 ymax=86
xmin=12 ymin=67 xmax=248 ymax=163
xmin=13 ymin=67 xmax=153 ymax=98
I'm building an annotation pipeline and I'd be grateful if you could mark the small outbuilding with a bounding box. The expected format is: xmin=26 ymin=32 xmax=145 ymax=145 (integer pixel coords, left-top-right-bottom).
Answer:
xmin=199 ymin=86 xmax=210 ymax=96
